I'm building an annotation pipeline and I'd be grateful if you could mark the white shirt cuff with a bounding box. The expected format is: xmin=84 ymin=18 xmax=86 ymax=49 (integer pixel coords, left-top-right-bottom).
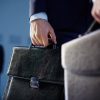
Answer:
xmin=92 ymin=0 xmax=95 ymax=2
xmin=30 ymin=12 xmax=48 ymax=23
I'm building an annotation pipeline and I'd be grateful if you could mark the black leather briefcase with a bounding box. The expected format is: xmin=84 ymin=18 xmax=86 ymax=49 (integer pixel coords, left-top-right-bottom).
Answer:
xmin=3 ymin=45 xmax=64 ymax=100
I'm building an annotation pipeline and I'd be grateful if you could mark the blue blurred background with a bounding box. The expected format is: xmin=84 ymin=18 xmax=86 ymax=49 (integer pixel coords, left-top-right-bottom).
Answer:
xmin=0 ymin=0 xmax=30 ymax=99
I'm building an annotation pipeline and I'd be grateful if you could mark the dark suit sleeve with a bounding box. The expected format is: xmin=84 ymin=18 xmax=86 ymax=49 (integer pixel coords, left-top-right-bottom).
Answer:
xmin=29 ymin=0 xmax=46 ymax=17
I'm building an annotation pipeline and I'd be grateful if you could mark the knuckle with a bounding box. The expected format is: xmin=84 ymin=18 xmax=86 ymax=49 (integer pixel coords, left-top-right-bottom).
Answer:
xmin=32 ymin=34 xmax=35 ymax=39
xmin=32 ymin=35 xmax=36 ymax=40
xmin=44 ymin=43 xmax=48 ymax=47
xmin=35 ymin=33 xmax=41 ymax=37
xmin=54 ymin=36 xmax=56 ymax=40
xmin=32 ymin=41 xmax=35 ymax=45
xmin=43 ymin=40 xmax=48 ymax=46
xmin=51 ymin=33 xmax=56 ymax=38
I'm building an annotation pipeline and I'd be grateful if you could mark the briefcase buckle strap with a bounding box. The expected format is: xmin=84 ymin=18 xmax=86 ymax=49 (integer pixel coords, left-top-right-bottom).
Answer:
xmin=9 ymin=75 xmax=63 ymax=89
xmin=30 ymin=77 xmax=39 ymax=89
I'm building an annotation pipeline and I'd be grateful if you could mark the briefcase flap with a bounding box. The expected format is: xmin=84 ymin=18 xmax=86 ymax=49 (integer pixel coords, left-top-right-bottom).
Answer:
xmin=7 ymin=47 xmax=63 ymax=83
xmin=62 ymin=29 xmax=100 ymax=74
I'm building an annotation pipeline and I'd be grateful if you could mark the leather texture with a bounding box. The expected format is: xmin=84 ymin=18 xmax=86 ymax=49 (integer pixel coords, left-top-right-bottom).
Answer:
xmin=62 ymin=29 xmax=100 ymax=100
xmin=3 ymin=46 xmax=64 ymax=100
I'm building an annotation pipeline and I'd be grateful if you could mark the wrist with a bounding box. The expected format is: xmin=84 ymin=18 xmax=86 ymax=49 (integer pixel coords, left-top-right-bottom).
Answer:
xmin=30 ymin=12 xmax=48 ymax=23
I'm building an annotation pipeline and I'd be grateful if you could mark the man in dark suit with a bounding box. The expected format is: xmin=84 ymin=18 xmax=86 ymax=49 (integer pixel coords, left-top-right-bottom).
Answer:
xmin=29 ymin=0 xmax=100 ymax=46
xmin=29 ymin=1 xmax=100 ymax=99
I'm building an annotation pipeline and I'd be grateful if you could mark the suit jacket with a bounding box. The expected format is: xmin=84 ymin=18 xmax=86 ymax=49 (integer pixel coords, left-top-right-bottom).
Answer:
xmin=29 ymin=0 xmax=93 ymax=44
xmin=0 ymin=45 xmax=4 ymax=73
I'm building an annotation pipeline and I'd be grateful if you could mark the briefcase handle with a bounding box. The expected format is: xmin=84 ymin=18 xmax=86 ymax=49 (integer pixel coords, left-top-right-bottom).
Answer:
xmin=78 ymin=20 xmax=99 ymax=37
xmin=29 ymin=38 xmax=57 ymax=49
xmin=84 ymin=20 xmax=97 ymax=35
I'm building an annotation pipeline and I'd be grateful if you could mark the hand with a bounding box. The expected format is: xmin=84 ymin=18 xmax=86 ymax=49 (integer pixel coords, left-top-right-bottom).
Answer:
xmin=91 ymin=0 xmax=100 ymax=23
xmin=30 ymin=19 xmax=57 ymax=47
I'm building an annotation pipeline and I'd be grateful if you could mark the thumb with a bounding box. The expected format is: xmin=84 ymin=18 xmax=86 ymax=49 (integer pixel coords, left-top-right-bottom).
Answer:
xmin=49 ymin=30 xmax=57 ymax=44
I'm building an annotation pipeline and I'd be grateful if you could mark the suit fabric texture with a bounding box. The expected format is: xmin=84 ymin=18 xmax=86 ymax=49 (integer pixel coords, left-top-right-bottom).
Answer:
xmin=29 ymin=0 xmax=93 ymax=44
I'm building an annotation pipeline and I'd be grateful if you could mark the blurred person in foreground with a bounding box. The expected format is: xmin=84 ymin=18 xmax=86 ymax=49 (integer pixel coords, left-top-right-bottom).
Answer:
xmin=0 ymin=45 xmax=4 ymax=74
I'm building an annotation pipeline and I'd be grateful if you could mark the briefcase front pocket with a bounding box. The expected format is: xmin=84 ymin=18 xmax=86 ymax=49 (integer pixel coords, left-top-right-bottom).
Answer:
xmin=3 ymin=46 xmax=64 ymax=100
